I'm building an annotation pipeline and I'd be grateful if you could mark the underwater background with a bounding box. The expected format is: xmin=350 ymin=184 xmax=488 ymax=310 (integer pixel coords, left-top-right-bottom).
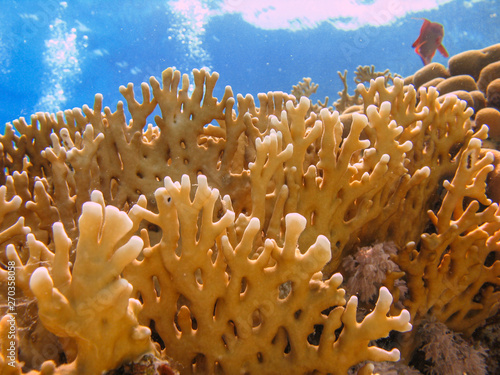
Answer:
xmin=0 ymin=0 xmax=499 ymax=130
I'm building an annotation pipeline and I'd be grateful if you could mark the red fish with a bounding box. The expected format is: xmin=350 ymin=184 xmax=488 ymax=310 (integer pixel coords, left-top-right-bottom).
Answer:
xmin=412 ymin=18 xmax=449 ymax=65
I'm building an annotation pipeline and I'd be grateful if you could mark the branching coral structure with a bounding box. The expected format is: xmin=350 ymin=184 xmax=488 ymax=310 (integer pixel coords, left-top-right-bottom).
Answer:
xmin=29 ymin=193 xmax=154 ymax=374
xmin=124 ymin=174 xmax=411 ymax=374
xmin=0 ymin=46 xmax=499 ymax=374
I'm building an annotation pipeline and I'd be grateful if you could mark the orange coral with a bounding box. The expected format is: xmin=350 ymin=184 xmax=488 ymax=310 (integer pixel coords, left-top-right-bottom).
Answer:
xmin=0 ymin=47 xmax=499 ymax=373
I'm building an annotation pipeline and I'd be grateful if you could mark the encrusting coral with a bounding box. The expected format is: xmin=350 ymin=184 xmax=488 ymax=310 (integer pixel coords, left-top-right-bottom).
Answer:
xmin=0 ymin=45 xmax=499 ymax=374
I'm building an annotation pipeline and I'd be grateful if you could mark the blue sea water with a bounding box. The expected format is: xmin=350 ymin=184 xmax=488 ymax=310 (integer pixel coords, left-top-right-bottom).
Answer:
xmin=0 ymin=0 xmax=499 ymax=130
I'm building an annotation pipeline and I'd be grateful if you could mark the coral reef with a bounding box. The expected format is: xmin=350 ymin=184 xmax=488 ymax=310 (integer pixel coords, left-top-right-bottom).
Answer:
xmin=291 ymin=77 xmax=332 ymax=115
xmin=0 ymin=44 xmax=499 ymax=374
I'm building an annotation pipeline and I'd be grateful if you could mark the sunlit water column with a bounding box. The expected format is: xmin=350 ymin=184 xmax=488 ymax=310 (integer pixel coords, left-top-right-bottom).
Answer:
xmin=167 ymin=0 xmax=214 ymax=87
xmin=35 ymin=2 xmax=84 ymax=114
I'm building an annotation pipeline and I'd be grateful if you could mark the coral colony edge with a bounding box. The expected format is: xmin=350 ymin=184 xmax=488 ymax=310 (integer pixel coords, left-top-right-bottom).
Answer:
xmin=1 ymin=43 xmax=500 ymax=375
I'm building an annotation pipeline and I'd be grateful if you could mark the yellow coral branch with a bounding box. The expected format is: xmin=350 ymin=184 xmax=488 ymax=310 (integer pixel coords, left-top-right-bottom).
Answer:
xmin=29 ymin=197 xmax=153 ymax=374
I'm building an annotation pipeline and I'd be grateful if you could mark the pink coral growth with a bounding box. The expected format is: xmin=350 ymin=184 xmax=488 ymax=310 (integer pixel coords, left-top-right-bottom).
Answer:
xmin=348 ymin=361 xmax=422 ymax=374
xmin=418 ymin=319 xmax=488 ymax=375
xmin=342 ymin=242 xmax=407 ymax=303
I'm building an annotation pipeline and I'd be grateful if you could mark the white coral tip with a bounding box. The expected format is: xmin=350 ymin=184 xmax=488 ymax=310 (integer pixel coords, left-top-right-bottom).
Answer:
xmin=377 ymin=286 xmax=393 ymax=310
xmin=309 ymin=235 xmax=332 ymax=264
xmin=285 ymin=213 xmax=307 ymax=232
xmin=385 ymin=348 xmax=401 ymax=361
xmin=399 ymin=310 xmax=412 ymax=332
xmin=30 ymin=267 xmax=53 ymax=298
xmin=132 ymin=326 xmax=151 ymax=341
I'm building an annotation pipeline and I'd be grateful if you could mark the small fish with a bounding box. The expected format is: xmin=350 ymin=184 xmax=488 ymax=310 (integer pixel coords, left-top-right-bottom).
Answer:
xmin=412 ymin=18 xmax=449 ymax=65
